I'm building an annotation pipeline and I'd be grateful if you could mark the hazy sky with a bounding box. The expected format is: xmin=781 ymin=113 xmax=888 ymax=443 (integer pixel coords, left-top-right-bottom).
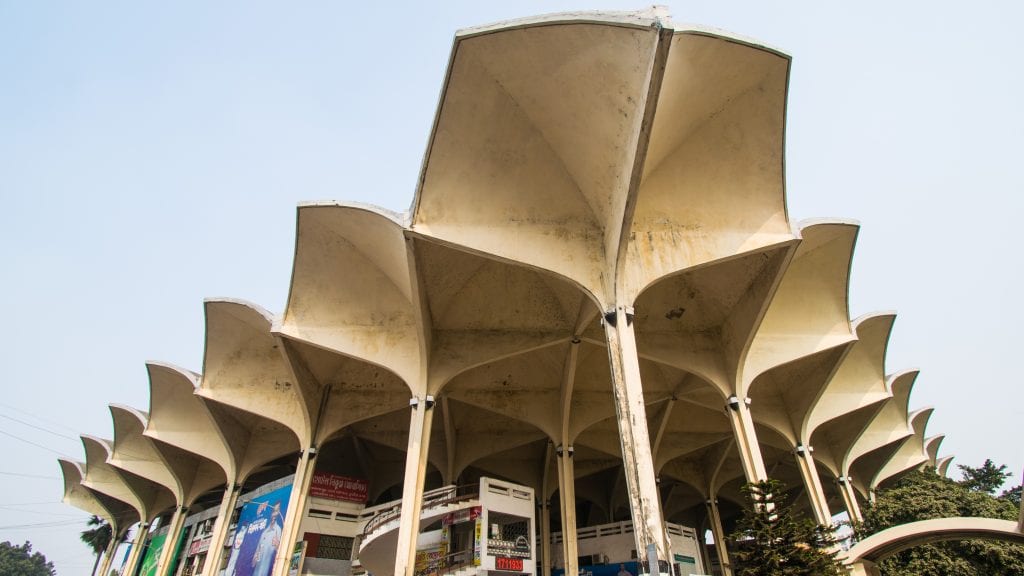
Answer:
xmin=2 ymin=2 xmax=1022 ymax=573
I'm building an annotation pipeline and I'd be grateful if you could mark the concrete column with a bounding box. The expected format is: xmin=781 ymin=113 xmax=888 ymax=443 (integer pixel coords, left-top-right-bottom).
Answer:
xmin=793 ymin=445 xmax=831 ymax=525
xmin=97 ymin=529 xmax=121 ymax=576
xmin=393 ymin=395 xmax=435 ymax=576
xmin=837 ymin=476 xmax=863 ymax=524
xmin=155 ymin=506 xmax=188 ymax=576
xmin=556 ymin=445 xmax=578 ymax=576
xmin=202 ymin=484 xmax=240 ymax=576
xmin=540 ymin=499 xmax=552 ymax=576
xmin=603 ymin=306 xmax=670 ymax=572
xmin=705 ymin=499 xmax=732 ymax=576
xmin=123 ymin=522 xmax=150 ymax=576
xmin=724 ymin=397 xmax=768 ymax=483
xmin=272 ymin=448 xmax=318 ymax=576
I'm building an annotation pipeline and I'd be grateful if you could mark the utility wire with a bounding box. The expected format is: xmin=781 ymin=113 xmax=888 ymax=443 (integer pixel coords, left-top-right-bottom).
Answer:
xmin=0 ymin=413 xmax=79 ymax=442
xmin=0 ymin=401 xmax=79 ymax=434
xmin=0 ymin=505 xmax=81 ymax=517
xmin=0 ymin=470 xmax=60 ymax=480
xmin=0 ymin=519 xmax=83 ymax=530
xmin=0 ymin=428 xmax=67 ymax=456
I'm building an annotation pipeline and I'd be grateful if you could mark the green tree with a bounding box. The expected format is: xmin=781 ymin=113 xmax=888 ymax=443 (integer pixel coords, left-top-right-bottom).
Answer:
xmin=862 ymin=467 xmax=1024 ymax=575
xmin=958 ymin=459 xmax=1011 ymax=494
xmin=0 ymin=541 xmax=56 ymax=576
xmin=728 ymin=479 xmax=843 ymax=576
xmin=81 ymin=515 xmax=113 ymax=576
xmin=1002 ymin=484 xmax=1022 ymax=508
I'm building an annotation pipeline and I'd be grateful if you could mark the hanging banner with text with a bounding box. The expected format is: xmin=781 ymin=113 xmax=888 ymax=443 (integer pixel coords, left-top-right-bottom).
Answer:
xmin=309 ymin=472 xmax=368 ymax=503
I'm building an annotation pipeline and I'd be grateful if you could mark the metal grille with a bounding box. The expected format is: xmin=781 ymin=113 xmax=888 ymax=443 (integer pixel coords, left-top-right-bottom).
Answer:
xmin=315 ymin=534 xmax=354 ymax=560
xmin=487 ymin=512 xmax=531 ymax=558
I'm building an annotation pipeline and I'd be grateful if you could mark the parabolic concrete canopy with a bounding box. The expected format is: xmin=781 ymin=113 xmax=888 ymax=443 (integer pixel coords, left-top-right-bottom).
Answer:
xmin=58 ymin=9 xmax=961 ymax=576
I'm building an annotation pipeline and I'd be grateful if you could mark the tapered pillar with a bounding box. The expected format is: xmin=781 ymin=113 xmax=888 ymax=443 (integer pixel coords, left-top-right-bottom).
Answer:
xmin=123 ymin=522 xmax=150 ymax=576
xmin=202 ymin=484 xmax=240 ymax=576
xmin=837 ymin=476 xmax=863 ymax=524
xmin=847 ymin=559 xmax=882 ymax=576
xmin=155 ymin=506 xmax=188 ymax=576
xmin=540 ymin=499 xmax=552 ymax=576
xmin=793 ymin=445 xmax=831 ymax=525
xmin=705 ymin=499 xmax=732 ymax=576
xmin=724 ymin=397 xmax=768 ymax=483
xmin=604 ymin=306 xmax=670 ymax=572
xmin=556 ymin=445 xmax=578 ymax=576
xmin=272 ymin=448 xmax=318 ymax=576
xmin=393 ymin=395 xmax=435 ymax=576
xmin=97 ymin=529 xmax=121 ymax=576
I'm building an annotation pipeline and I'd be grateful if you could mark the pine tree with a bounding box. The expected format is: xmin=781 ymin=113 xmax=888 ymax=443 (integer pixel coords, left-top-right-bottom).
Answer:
xmin=728 ymin=479 xmax=843 ymax=576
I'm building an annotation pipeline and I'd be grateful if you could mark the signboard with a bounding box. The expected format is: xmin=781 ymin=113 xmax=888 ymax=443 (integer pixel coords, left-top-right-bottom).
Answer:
xmin=137 ymin=533 xmax=167 ymax=576
xmin=442 ymin=505 xmax=481 ymax=526
xmin=288 ymin=541 xmax=307 ymax=576
xmin=188 ymin=536 xmax=212 ymax=556
xmin=222 ymin=483 xmax=293 ymax=576
xmin=495 ymin=557 xmax=524 ymax=571
xmin=309 ymin=472 xmax=368 ymax=503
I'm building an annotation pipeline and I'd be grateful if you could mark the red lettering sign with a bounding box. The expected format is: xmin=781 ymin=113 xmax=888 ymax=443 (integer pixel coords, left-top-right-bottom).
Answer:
xmin=495 ymin=557 xmax=523 ymax=571
xmin=309 ymin=472 xmax=368 ymax=503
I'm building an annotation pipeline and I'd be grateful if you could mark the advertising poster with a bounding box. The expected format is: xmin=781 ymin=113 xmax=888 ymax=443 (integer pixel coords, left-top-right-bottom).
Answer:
xmin=223 ymin=483 xmax=293 ymax=576
xmin=137 ymin=533 xmax=167 ymax=576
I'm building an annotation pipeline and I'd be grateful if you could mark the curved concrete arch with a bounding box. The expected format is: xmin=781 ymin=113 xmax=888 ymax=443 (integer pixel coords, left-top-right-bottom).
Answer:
xmin=870 ymin=407 xmax=934 ymax=491
xmin=937 ymin=455 xmax=955 ymax=477
xmin=739 ymin=221 xmax=859 ymax=396
xmin=412 ymin=236 xmax=593 ymax=394
xmin=143 ymin=361 xmax=234 ymax=483
xmin=802 ymin=312 xmax=895 ymax=442
xmin=80 ymin=435 xmax=151 ymax=522
xmin=925 ymin=434 xmax=945 ymax=469
xmin=844 ymin=517 xmax=1024 ymax=571
xmin=412 ymin=13 xmax=671 ymax=307
xmin=198 ymin=298 xmax=307 ymax=449
xmin=108 ymin=404 xmax=182 ymax=502
xmin=278 ymin=203 xmax=422 ymax=393
xmin=58 ymin=458 xmax=120 ymax=526
xmin=633 ymin=243 xmax=798 ymax=398
xmin=843 ymin=369 xmax=917 ymax=479
xmin=624 ymin=30 xmax=794 ymax=303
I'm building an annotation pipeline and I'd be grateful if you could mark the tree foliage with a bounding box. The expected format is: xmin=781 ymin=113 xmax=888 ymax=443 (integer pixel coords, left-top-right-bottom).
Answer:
xmin=81 ymin=515 xmax=113 ymax=576
xmin=862 ymin=467 xmax=1024 ymax=576
xmin=958 ymin=459 xmax=1011 ymax=495
xmin=728 ymin=479 xmax=843 ymax=576
xmin=0 ymin=541 xmax=56 ymax=576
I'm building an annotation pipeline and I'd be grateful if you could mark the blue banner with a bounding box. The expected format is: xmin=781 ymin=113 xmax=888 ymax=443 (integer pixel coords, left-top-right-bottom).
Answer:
xmin=223 ymin=483 xmax=293 ymax=576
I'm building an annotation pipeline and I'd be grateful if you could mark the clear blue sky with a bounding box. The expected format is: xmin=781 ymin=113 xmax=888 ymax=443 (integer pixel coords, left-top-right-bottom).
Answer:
xmin=2 ymin=2 xmax=1021 ymax=573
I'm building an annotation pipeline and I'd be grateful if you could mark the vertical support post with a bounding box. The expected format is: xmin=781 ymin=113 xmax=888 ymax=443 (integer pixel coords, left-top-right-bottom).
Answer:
xmin=540 ymin=499 xmax=552 ymax=576
xmin=123 ymin=522 xmax=150 ymax=576
xmin=705 ymin=499 xmax=732 ymax=576
xmin=202 ymin=484 xmax=240 ymax=576
xmin=793 ymin=445 xmax=831 ymax=525
xmin=272 ymin=448 xmax=318 ymax=576
xmin=837 ymin=476 xmax=863 ymax=524
xmin=155 ymin=506 xmax=188 ymax=576
xmin=393 ymin=395 xmax=435 ymax=576
xmin=556 ymin=445 xmax=578 ymax=576
xmin=724 ymin=397 xmax=768 ymax=483
xmin=97 ymin=528 xmax=121 ymax=576
xmin=604 ymin=306 xmax=670 ymax=573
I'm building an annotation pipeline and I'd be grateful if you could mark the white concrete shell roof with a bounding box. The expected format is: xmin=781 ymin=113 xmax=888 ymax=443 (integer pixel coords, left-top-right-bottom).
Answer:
xmin=58 ymin=8 xmax=951 ymax=535
xmin=58 ymin=459 xmax=131 ymax=531
xmin=871 ymin=407 xmax=935 ymax=491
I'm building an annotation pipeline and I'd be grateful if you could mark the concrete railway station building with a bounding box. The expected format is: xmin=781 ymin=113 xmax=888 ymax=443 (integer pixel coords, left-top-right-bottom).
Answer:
xmin=59 ymin=9 xmax=956 ymax=576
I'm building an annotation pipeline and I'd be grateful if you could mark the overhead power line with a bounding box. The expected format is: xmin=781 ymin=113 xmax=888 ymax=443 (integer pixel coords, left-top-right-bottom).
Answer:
xmin=0 ymin=428 xmax=67 ymax=456
xmin=0 ymin=470 xmax=60 ymax=480
xmin=0 ymin=413 xmax=79 ymax=442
